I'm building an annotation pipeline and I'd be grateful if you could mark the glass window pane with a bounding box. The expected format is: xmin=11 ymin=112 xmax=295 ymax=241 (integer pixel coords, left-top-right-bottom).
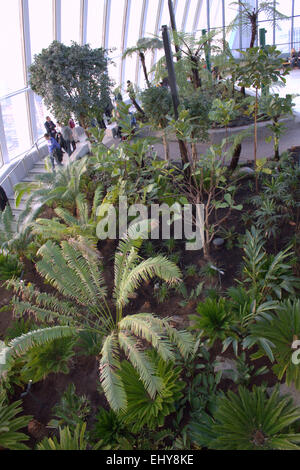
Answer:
xmin=275 ymin=18 xmax=291 ymax=53
xmin=86 ymin=0 xmax=105 ymax=48
xmin=29 ymin=0 xmax=53 ymax=59
xmin=294 ymin=16 xmax=300 ymax=53
xmin=175 ymin=0 xmax=187 ymax=31
xmin=107 ymin=0 xmax=126 ymax=85
xmin=1 ymin=93 xmax=31 ymax=160
xmin=123 ymin=0 xmax=145 ymax=86
xmin=196 ymin=0 xmax=208 ymax=34
xmin=0 ymin=0 xmax=25 ymax=96
xmin=34 ymin=94 xmax=49 ymax=139
xmin=295 ymin=1 xmax=300 ymax=16
xmin=61 ymin=0 xmax=81 ymax=45
xmin=185 ymin=0 xmax=200 ymax=33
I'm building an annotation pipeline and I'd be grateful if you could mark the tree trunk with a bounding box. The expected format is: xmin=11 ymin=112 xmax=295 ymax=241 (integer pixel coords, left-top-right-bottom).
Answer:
xmin=254 ymin=87 xmax=258 ymax=193
xmin=140 ymin=52 xmax=151 ymax=88
xmin=191 ymin=57 xmax=201 ymax=89
xmin=250 ymin=17 xmax=257 ymax=48
xmin=162 ymin=131 xmax=170 ymax=161
xmin=130 ymin=98 xmax=145 ymax=116
xmin=229 ymin=143 xmax=242 ymax=172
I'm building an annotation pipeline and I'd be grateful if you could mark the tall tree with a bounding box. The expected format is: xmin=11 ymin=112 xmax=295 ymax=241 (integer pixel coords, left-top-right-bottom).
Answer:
xmin=29 ymin=41 xmax=112 ymax=128
xmin=123 ymin=37 xmax=164 ymax=88
xmin=231 ymin=1 xmax=286 ymax=49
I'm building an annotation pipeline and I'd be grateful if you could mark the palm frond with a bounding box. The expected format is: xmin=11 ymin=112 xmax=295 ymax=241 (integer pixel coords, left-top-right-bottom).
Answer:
xmin=99 ymin=332 xmax=127 ymax=412
xmin=118 ymin=331 xmax=162 ymax=399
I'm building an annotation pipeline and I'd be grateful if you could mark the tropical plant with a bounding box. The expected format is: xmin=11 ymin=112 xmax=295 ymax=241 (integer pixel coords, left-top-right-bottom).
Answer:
xmin=189 ymin=385 xmax=300 ymax=450
xmin=230 ymin=1 xmax=286 ymax=49
xmin=1 ymin=234 xmax=193 ymax=413
xmin=259 ymin=93 xmax=295 ymax=160
xmin=0 ymin=390 xmax=32 ymax=450
xmin=32 ymin=185 xmax=103 ymax=244
xmin=0 ymin=204 xmax=34 ymax=260
xmin=190 ymin=298 xmax=233 ymax=345
xmin=20 ymin=336 xmax=76 ymax=384
xmin=140 ymin=86 xmax=172 ymax=161
xmin=14 ymin=157 xmax=89 ymax=219
xmin=237 ymin=46 xmax=287 ymax=189
xmin=250 ymin=299 xmax=300 ymax=389
xmin=92 ymin=408 xmax=129 ymax=447
xmin=48 ymin=384 xmax=91 ymax=430
xmin=215 ymin=351 xmax=268 ymax=386
xmin=118 ymin=351 xmax=184 ymax=432
xmin=123 ymin=37 xmax=164 ymax=88
xmin=0 ymin=253 xmax=22 ymax=280
xmin=37 ymin=423 xmax=106 ymax=450
xmin=29 ymin=41 xmax=112 ymax=127
xmin=241 ymin=226 xmax=299 ymax=302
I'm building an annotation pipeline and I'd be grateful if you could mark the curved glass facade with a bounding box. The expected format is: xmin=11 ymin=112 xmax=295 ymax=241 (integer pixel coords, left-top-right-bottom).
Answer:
xmin=0 ymin=0 xmax=298 ymax=168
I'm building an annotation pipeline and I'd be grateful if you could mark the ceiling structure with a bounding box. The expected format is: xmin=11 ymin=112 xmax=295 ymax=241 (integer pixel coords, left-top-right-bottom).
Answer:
xmin=0 ymin=0 xmax=298 ymax=169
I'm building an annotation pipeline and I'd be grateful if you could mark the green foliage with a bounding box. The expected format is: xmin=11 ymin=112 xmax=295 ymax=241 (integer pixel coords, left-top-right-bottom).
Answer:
xmin=49 ymin=384 xmax=91 ymax=430
xmin=4 ymin=236 xmax=193 ymax=414
xmin=250 ymin=300 xmax=300 ymax=388
xmin=140 ymin=86 xmax=172 ymax=128
xmin=37 ymin=423 xmax=106 ymax=450
xmin=118 ymin=352 xmax=184 ymax=433
xmin=92 ymin=408 xmax=129 ymax=446
xmin=29 ymin=41 xmax=112 ymax=123
xmin=20 ymin=336 xmax=76 ymax=383
xmin=191 ymin=298 xmax=233 ymax=345
xmin=209 ymin=98 xmax=239 ymax=128
xmin=241 ymin=226 xmax=299 ymax=301
xmin=216 ymin=352 xmax=268 ymax=386
xmin=0 ymin=253 xmax=22 ymax=280
xmin=189 ymin=386 xmax=300 ymax=450
xmin=0 ymin=390 xmax=32 ymax=450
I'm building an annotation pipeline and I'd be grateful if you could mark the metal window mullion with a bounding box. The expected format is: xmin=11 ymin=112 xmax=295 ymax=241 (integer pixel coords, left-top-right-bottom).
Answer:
xmin=120 ymin=0 xmax=131 ymax=85
xmin=135 ymin=0 xmax=148 ymax=86
xmin=0 ymin=103 xmax=9 ymax=165
xmin=291 ymin=0 xmax=295 ymax=49
xmin=20 ymin=0 xmax=37 ymax=145
xmin=54 ymin=0 xmax=61 ymax=42
xmin=102 ymin=0 xmax=111 ymax=49
xmin=207 ymin=0 xmax=210 ymax=32
xmin=193 ymin=0 xmax=202 ymax=34
xmin=239 ymin=0 xmax=243 ymax=54
xmin=80 ymin=0 xmax=88 ymax=45
xmin=273 ymin=0 xmax=276 ymax=45
xmin=255 ymin=0 xmax=259 ymax=46
xmin=150 ymin=0 xmax=164 ymax=76
xmin=182 ymin=0 xmax=191 ymax=31
xmin=222 ymin=0 xmax=225 ymax=46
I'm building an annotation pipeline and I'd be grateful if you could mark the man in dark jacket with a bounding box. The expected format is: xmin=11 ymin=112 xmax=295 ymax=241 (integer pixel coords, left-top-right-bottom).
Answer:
xmin=44 ymin=116 xmax=57 ymax=139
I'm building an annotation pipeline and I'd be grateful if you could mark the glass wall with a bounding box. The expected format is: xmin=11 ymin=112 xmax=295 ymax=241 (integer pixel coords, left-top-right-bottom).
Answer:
xmin=1 ymin=0 xmax=300 ymax=171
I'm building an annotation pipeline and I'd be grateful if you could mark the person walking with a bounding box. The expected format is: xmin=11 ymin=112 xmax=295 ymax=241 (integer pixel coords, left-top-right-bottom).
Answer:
xmin=44 ymin=133 xmax=63 ymax=172
xmin=69 ymin=118 xmax=79 ymax=143
xmin=61 ymin=123 xmax=76 ymax=157
xmin=44 ymin=116 xmax=57 ymax=139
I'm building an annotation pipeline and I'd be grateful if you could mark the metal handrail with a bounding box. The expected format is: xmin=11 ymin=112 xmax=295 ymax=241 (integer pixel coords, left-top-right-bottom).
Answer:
xmin=0 ymin=136 xmax=45 ymax=190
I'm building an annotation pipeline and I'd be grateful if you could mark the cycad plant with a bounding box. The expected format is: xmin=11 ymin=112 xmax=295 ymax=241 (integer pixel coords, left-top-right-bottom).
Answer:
xmin=32 ymin=186 xmax=103 ymax=244
xmin=189 ymin=385 xmax=300 ymax=450
xmin=0 ymin=204 xmax=34 ymax=261
xmin=250 ymin=299 xmax=300 ymax=389
xmin=14 ymin=157 xmax=88 ymax=221
xmin=241 ymin=226 xmax=299 ymax=302
xmin=37 ymin=423 xmax=105 ymax=450
xmin=1 ymin=235 xmax=193 ymax=412
xmin=0 ymin=390 xmax=32 ymax=450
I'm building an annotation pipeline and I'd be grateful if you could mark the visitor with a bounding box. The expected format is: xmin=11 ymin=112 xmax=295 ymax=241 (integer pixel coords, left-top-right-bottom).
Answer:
xmin=69 ymin=118 xmax=80 ymax=143
xmin=44 ymin=116 xmax=57 ymax=140
xmin=44 ymin=133 xmax=63 ymax=172
xmin=61 ymin=123 xmax=76 ymax=157
xmin=291 ymin=48 xmax=298 ymax=68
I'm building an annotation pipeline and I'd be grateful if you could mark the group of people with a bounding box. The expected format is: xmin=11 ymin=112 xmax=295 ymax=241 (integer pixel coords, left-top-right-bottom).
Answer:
xmin=44 ymin=117 xmax=79 ymax=171
xmin=290 ymin=48 xmax=300 ymax=68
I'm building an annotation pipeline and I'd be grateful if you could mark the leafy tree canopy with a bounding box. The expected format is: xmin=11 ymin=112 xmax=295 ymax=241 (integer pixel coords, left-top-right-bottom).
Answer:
xmin=29 ymin=41 xmax=113 ymax=126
